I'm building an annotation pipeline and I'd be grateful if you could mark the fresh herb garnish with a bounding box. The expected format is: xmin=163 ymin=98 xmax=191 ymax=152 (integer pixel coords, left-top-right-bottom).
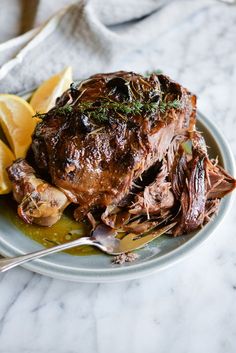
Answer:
xmin=144 ymin=69 xmax=163 ymax=77
xmin=33 ymin=111 xmax=46 ymax=119
xmin=33 ymin=99 xmax=182 ymax=122
xmin=56 ymin=105 xmax=73 ymax=115
xmin=159 ymin=99 xmax=182 ymax=113
xmin=76 ymin=98 xmax=181 ymax=122
xmin=76 ymin=100 xmax=160 ymax=122
xmin=33 ymin=105 xmax=73 ymax=119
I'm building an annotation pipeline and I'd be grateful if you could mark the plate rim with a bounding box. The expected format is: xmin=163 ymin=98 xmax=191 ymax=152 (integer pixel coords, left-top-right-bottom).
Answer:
xmin=0 ymin=111 xmax=235 ymax=282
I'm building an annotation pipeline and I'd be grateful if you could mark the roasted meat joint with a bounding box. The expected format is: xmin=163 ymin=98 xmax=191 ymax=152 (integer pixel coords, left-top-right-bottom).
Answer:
xmin=7 ymin=71 xmax=236 ymax=236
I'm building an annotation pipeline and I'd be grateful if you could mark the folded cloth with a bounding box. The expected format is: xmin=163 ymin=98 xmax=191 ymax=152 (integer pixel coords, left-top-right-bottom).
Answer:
xmin=0 ymin=0 xmax=173 ymax=43
xmin=0 ymin=0 xmax=214 ymax=94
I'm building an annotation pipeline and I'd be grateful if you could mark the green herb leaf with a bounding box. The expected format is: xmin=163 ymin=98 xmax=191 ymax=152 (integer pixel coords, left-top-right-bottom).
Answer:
xmin=144 ymin=69 xmax=163 ymax=77
xmin=55 ymin=105 xmax=73 ymax=115
xmin=34 ymin=97 xmax=182 ymax=123
xmin=75 ymin=100 xmax=160 ymax=122
xmin=33 ymin=111 xmax=46 ymax=119
xmin=159 ymin=99 xmax=182 ymax=113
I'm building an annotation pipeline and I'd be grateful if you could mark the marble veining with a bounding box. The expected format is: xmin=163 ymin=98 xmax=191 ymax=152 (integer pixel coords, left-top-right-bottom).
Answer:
xmin=0 ymin=1 xmax=236 ymax=352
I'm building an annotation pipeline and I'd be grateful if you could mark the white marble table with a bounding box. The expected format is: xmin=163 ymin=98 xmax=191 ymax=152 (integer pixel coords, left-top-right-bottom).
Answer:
xmin=0 ymin=2 xmax=236 ymax=352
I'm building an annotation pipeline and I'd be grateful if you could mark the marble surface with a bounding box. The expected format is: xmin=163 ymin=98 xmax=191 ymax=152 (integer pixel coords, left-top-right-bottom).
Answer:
xmin=1 ymin=1 xmax=236 ymax=352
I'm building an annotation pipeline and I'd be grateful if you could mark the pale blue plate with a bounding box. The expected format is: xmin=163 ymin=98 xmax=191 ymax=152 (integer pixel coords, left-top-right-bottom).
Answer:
xmin=0 ymin=112 xmax=235 ymax=282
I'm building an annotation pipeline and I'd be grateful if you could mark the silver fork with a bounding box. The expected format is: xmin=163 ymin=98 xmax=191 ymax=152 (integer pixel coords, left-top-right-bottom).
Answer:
xmin=0 ymin=222 xmax=175 ymax=272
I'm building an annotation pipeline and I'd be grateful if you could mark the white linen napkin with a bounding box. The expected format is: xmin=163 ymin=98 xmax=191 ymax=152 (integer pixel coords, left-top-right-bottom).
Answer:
xmin=0 ymin=0 xmax=214 ymax=94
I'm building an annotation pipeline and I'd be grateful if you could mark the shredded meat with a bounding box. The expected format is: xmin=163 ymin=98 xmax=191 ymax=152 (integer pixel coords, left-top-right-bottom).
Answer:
xmin=129 ymin=161 xmax=174 ymax=217
xmin=112 ymin=252 xmax=139 ymax=264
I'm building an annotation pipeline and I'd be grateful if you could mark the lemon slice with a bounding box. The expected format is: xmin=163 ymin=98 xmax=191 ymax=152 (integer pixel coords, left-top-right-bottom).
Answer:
xmin=0 ymin=94 xmax=36 ymax=159
xmin=0 ymin=139 xmax=15 ymax=194
xmin=30 ymin=66 xmax=72 ymax=114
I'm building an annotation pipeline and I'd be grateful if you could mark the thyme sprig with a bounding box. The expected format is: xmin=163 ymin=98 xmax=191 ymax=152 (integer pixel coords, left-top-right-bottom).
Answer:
xmin=33 ymin=111 xmax=46 ymax=119
xmin=33 ymin=99 xmax=182 ymax=122
xmin=144 ymin=69 xmax=163 ymax=77
xmin=33 ymin=105 xmax=73 ymax=120
xmin=159 ymin=99 xmax=182 ymax=114
xmin=75 ymin=100 xmax=161 ymax=122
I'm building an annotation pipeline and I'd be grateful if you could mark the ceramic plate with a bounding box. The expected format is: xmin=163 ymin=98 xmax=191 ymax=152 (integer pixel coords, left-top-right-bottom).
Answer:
xmin=0 ymin=112 xmax=235 ymax=282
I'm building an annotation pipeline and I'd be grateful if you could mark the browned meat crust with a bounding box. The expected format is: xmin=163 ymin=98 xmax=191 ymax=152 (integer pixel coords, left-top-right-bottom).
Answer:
xmin=31 ymin=71 xmax=196 ymax=220
xmin=7 ymin=159 xmax=69 ymax=226
xmin=7 ymin=71 xmax=236 ymax=234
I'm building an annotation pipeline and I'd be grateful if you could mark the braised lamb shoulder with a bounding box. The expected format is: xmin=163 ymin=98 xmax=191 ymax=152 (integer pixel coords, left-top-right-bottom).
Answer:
xmin=7 ymin=71 xmax=236 ymax=236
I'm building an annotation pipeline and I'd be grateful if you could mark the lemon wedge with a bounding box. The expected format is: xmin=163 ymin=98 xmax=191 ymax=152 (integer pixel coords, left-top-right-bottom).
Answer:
xmin=0 ymin=139 xmax=15 ymax=194
xmin=0 ymin=94 xmax=36 ymax=159
xmin=30 ymin=66 xmax=73 ymax=114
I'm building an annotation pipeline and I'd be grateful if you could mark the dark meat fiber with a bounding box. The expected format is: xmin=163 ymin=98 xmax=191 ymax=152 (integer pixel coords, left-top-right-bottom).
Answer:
xmin=8 ymin=71 xmax=236 ymax=236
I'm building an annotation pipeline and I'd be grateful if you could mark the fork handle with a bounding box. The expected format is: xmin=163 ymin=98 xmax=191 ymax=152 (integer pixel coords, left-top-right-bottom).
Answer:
xmin=0 ymin=237 xmax=94 ymax=273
